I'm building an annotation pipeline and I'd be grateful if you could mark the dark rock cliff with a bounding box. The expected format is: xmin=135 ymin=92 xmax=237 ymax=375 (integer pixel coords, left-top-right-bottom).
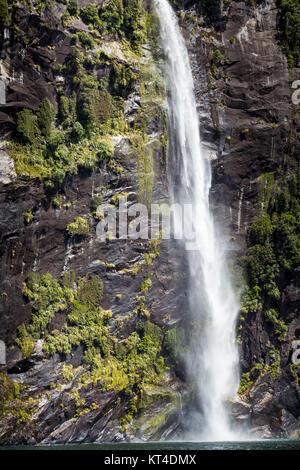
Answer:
xmin=0 ymin=0 xmax=299 ymax=443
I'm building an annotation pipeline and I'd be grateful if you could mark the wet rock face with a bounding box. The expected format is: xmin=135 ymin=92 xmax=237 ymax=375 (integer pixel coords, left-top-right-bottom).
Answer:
xmin=187 ymin=0 xmax=292 ymax=240
xmin=0 ymin=0 xmax=191 ymax=444
xmin=0 ymin=164 xmax=190 ymax=442
xmin=0 ymin=5 xmax=69 ymax=136
xmin=219 ymin=0 xmax=291 ymax=234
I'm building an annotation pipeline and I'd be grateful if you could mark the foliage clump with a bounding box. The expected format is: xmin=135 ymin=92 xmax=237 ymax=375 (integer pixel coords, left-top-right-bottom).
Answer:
xmin=15 ymin=270 xmax=166 ymax=396
xmin=110 ymin=63 xmax=137 ymax=98
xmin=264 ymin=309 xmax=288 ymax=341
xmin=24 ymin=209 xmax=34 ymax=224
xmin=16 ymin=273 xmax=68 ymax=358
xmin=240 ymin=161 xmax=299 ymax=342
xmin=37 ymin=99 xmax=56 ymax=138
xmin=0 ymin=0 xmax=8 ymax=28
xmin=66 ymin=217 xmax=89 ymax=238
xmin=76 ymin=275 xmax=103 ymax=310
xmin=17 ymin=109 xmax=40 ymax=144
xmin=276 ymin=0 xmax=300 ymax=66
xmin=163 ymin=327 xmax=185 ymax=358
xmin=79 ymin=0 xmax=146 ymax=51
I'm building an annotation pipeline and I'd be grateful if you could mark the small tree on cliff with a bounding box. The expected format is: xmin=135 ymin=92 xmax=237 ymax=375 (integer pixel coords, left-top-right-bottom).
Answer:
xmin=0 ymin=0 xmax=8 ymax=29
xmin=37 ymin=98 xmax=56 ymax=137
xmin=198 ymin=0 xmax=222 ymax=23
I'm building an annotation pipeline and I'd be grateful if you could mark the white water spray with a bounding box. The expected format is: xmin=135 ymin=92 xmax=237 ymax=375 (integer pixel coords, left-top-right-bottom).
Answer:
xmin=153 ymin=0 xmax=240 ymax=440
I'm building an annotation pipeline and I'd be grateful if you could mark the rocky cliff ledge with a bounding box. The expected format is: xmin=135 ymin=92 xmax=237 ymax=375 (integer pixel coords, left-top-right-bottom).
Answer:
xmin=0 ymin=0 xmax=299 ymax=443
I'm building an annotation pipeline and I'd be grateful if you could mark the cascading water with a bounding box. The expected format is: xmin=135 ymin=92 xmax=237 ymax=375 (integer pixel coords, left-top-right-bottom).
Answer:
xmin=153 ymin=0 xmax=240 ymax=440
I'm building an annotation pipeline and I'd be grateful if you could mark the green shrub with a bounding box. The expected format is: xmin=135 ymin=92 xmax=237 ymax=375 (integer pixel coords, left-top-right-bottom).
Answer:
xmin=140 ymin=276 xmax=152 ymax=292
xmin=59 ymin=93 xmax=77 ymax=127
xmin=23 ymin=272 xmax=65 ymax=312
xmin=137 ymin=320 xmax=163 ymax=345
xmin=77 ymin=31 xmax=96 ymax=50
xmin=43 ymin=330 xmax=73 ymax=355
xmin=0 ymin=372 xmax=23 ymax=407
xmin=241 ymin=286 xmax=262 ymax=314
xmin=67 ymin=0 xmax=78 ymax=15
xmin=59 ymin=95 xmax=70 ymax=123
xmin=264 ymin=309 xmax=288 ymax=341
xmin=238 ymin=362 xmax=265 ymax=394
xmin=25 ymin=272 xmax=41 ymax=291
xmin=71 ymin=121 xmax=85 ymax=141
xmin=238 ymin=371 xmax=252 ymax=394
xmin=53 ymin=196 xmax=62 ymax=208
xmin=24 ymin=209 xmax=34 ymax=224
xmin=247 ymin=213 xmax=273 ymax=246
xmin=163 ymin=327 xmax=185 ymax=357
xmin=273 ymin=212 xmax=300 ymax=269
xmin=76 ymin=275 xmax=103 ymax=310
xmin=100 ymin=0 xmax=124 ymax=34
xmin=16 ymin=324 xmax=35 ymax=358
xmin=80 ymin=3 xmax=102 ymax=27
xmin=37 ymin=98 xmax=56 ymax=137
xmin=47 ymin=131 xmax=65 ymax=153
xmin=246 ymin=243 xmax=278 ymax=290
xmin=79 ymin=0 xmax=145 ymax=50
xmin=123 ymin=0 xmax=145 ymax=49
xmin=61 ymin=270 xmax=76 ymax=289
xmin=110 ymin=63 xmax=136 ymax=98
xmin=62 ymin=363 xmax=74 ymax=382
xmin=17 ymin=109 xmax=40 ymax=143
xmin=276 ymin=0 xmax=300 ymax=66
xmin=66 ymin=46 xmax=85 ymax=74
xmin=0 ymin=0 xmax=8 ymax=28
xmin=98 ymin=90 xmax=113 ymax=123
xmin=78 ymin=87 xmax=112 ymax=131
xmin=96 ymin=138 xmax=114 ymax=160
xmin=66 ymin=217 xmax=89 ymax=237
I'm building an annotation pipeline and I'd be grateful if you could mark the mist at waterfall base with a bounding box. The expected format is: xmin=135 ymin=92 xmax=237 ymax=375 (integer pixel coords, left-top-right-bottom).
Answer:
xmin=153 ymin=0 xmax=243 ymax=441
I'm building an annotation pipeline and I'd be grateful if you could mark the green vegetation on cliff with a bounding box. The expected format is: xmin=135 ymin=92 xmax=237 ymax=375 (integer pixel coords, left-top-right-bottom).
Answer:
xmin=79 ymin=0 xmax=146 ymax=51
xmin=0 ymin=0 xmax=8 ymax=29
xmin=276 ymin=0 xmax=300 ymax=66
xmin=241 ymin=159 xmax=299 ymax=343
xmin=16 ymin=271 xmax=167 ymax=397
xmin=238 ymin=350 xmax=281 ymax=394
xmin=6 ymin=0 xmax=166 ymax=197
xmin=0 ymin=372 xmax=36 ymax=425
xmin=66 ymin=216 xmax=90 ymax=238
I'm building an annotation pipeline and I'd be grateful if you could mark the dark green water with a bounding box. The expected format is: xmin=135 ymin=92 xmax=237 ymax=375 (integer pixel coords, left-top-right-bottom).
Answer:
xmin=1 ymin=440 xmax=300 ymax=450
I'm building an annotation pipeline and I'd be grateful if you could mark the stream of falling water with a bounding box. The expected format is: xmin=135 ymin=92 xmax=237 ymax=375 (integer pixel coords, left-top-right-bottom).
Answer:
xmin=153 ymin=0 xmax=240 ymax=441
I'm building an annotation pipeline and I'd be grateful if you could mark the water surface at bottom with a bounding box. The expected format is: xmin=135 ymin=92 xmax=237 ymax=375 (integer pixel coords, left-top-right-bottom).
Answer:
xmin=1 ymin=440 xmax=300 ymax=450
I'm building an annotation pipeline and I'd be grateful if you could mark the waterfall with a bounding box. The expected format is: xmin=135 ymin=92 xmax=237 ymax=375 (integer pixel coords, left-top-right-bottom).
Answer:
xmin=153 ymin=0 xmax=240 ymax=441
